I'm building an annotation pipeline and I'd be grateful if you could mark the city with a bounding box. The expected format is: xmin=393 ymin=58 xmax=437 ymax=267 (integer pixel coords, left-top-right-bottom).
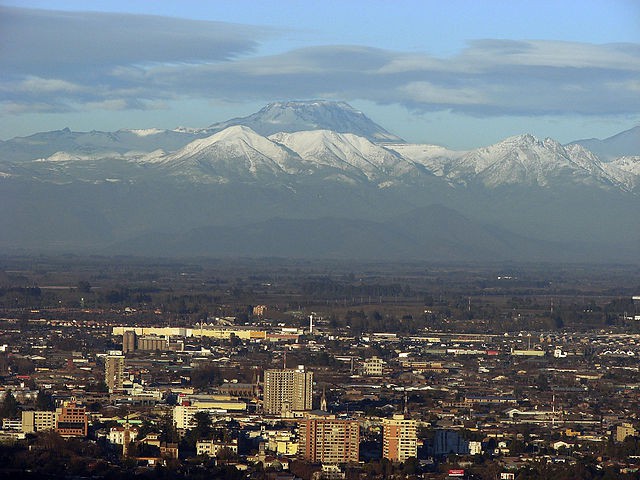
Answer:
xmin=0 ymin=257 xmax=638 ymax=479
xmin=1 ymin=2 xmax=639 ymax=479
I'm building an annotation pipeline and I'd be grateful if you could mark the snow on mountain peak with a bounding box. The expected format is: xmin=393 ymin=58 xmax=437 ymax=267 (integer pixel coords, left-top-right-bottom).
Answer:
xmin=126 ymin=128 xmax=165 ymax=137
xmin=401 ymin=132 xmax=620 ymax=189
xmin=269 ymin=129 xmax=415 ymax=181
xmin=205 ymin=100 xmax=404 ymax=143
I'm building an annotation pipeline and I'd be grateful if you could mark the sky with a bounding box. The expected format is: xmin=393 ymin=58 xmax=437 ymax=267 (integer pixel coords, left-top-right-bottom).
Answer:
xmin=1 ymin=0 xmax=639 ymax=149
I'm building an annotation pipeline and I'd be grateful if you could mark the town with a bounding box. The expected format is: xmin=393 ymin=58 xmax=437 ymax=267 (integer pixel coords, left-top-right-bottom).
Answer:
xmin=0 ymin=256 xmax=639 ymax=479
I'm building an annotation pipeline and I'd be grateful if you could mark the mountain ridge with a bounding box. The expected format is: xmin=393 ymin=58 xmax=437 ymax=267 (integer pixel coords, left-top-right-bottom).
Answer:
xmin=0 ymin=101 xmax=638 ymax=262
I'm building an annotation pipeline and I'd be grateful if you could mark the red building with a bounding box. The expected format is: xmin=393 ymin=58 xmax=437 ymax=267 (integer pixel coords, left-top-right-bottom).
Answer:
xmin=56 ymin=403 xmax=88 ymax=437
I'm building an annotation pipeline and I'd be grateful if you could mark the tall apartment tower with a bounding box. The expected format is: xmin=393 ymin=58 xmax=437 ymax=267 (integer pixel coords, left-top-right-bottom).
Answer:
xmin=298 ymin=417 xmax=360 ymax=463
xmin=382 ymin=414 xmax=418 ymax=462
xmin=105 ymin=353 xmax=125 ymax=392
xmin=263 ymin=365 xmax=313 ymax=415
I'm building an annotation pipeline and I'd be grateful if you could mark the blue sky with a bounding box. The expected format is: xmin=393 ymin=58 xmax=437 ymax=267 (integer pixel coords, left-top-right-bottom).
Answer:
xmin=1 ymin=0 xmax=639 ymax=148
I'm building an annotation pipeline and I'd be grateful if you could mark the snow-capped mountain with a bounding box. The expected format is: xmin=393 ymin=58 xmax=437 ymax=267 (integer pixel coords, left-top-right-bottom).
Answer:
xmin=269 ymin=130 xmax=419 ymax=184
xmin=200 ymin=100 xmax=405 ymax=143
xmin=395 ymin=134 xmax=623 ymax=190
xmin=2 ymin=125 xmax=636 ymax=193
xmin=0 ymin=127 xmax=199 ymax=163
xmin=1 ymin=101 xmax=639 ymax=262
xmin=145 ymin=125 xmax=306 ymax=183
xmin=602 ymin=156 xmax=640 ymax=191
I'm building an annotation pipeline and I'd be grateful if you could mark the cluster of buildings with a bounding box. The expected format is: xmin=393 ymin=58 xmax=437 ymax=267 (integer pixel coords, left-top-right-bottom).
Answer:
xmin=1 ymin=314 xmax=640 ymax=478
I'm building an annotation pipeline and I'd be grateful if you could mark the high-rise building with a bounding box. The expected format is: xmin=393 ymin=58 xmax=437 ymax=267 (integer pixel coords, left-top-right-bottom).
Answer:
xmin=382 ymin=414 xmax=417 ymax=462
xmin=55 ymin=402 xmax=88 ymax=437
xmin=298 ymin=416 xmax=360 ymax=464
xmin=105 ymin=353 xmax=125 ymax=392
xmin=263 ymin=365 xmax=313 ymax=415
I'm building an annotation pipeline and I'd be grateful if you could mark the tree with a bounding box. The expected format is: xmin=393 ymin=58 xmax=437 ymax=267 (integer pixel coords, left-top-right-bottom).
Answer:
xmin=35 ymin=390 xmax=54 ymax=411
xmin=159 ymin=412 xmax=180 ymax=443
xmin=193 ymin=411 xmax=213 ymax=440
xmin=0 ymin=389 xmax=19 ymax=419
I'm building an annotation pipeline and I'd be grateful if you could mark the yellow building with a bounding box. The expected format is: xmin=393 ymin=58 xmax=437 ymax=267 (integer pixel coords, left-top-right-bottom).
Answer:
xmin=22 ymin=411 xmax=56 ymax=433
xmin=382 ymin=414 xmax=417 ymax=462
xmin=617 ymin=423 xmax=637 ymax=442
xmin=113 ymin=326 xmax=266 ymax=340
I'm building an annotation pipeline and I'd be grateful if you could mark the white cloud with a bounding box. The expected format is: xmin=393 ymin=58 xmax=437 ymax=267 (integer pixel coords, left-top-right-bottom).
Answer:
xmin=16 ymin=76 xmax=85 ymax=94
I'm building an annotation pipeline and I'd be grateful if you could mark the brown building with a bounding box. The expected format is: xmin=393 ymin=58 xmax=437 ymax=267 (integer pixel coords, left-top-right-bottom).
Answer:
xmin=55 ymin=403 xmax=88 ymax=437
xmin=105 ymin=354 xmax=125 ymax=392
xmin=298 ymin=417 xmax=359 ymax=464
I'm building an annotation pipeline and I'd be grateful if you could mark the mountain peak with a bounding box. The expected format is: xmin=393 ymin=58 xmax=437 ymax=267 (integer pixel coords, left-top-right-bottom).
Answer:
xmin=261 ymin=99 xmax=356 ymax=111
xmin=205 ymin=100 xmax=404 ymax=143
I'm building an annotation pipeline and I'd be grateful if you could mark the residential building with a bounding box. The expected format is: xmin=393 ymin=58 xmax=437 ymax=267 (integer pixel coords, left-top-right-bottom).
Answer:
xmin=267 ymin=431 xmax=299 ymax=456
xmin=298 ymin=417 xmax=359 ymax=464
xmin=362 ymin=356 xmax=384 ymax=376
xmin=160 ymin=443 xmax=179 ymax=459
xmin=382 ymin=414 xmax=417 ymax=462
xmin=2 ymin=419 xmax=21 ymax=430
xmin=616 ymin=423 xmax=637 ymax=442
xmin=264 ymin=365 xmax=313 ymax=415
xmin=173 ymin=400 xmax=246 ymax=431
xmin=21 ymin=410 xmax=57 ymax=433
xmin=105 ymin=353 xmax=125 ymax=392
xmin=253 ymin=305 xmax=267 ymax=316
xmin=196 ymin=438 xmax=238 ymax=457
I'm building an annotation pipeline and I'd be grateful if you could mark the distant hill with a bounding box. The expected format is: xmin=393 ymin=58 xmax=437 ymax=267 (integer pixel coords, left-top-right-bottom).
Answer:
xmin=568 ymin=125 xmax=640 ymax=161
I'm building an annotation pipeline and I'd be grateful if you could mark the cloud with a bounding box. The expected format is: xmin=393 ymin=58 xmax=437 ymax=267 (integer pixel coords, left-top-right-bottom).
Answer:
xmin=0 ymin=6 xmax=269 ymax=77
xmin=1 ymin=7 xmax=639 ymax=119
xmin=15 ymin=76 xmax=86 ymax=94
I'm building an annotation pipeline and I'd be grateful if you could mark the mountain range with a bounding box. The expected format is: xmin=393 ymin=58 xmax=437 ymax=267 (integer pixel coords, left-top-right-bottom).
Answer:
xmin=0 ymin=101 xmax=638 ymax=262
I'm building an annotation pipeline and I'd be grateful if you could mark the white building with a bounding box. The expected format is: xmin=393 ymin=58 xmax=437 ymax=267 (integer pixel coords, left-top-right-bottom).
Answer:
xmin=196 ymin=438 xmax=238 ymax=457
